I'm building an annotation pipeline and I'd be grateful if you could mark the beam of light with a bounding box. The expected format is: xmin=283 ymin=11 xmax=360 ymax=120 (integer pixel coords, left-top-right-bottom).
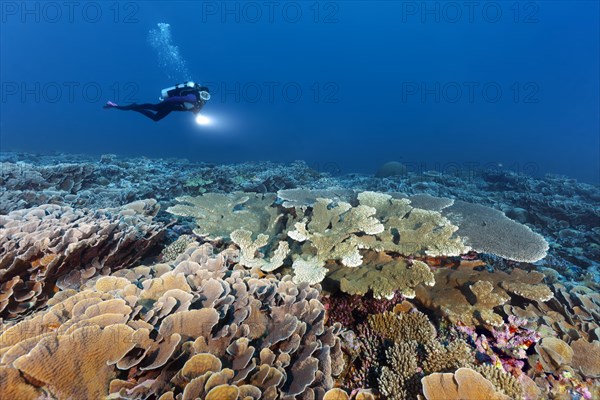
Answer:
xmin=195 ymin=114 xmax=212 ymax=125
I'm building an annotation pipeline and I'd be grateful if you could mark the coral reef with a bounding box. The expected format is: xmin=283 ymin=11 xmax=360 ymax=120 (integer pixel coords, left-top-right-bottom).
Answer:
xmin=337 ymin=306 xmax=474 ymax=399
xmin=442 ymin=200 xmax=549 ymax=263
xmin=3 ymin=152 xmax=596 ymax=282
xmin=415 ymin=263 xmax=553 ymax=328
xmin=327 ymin=252 xmax=434 ymax=299
xmin=0 ymin=153 xmax=323 ymax=215
xmin=166 ymin=192 xmax=279 ymax=240
xmin=1 ymin=152 xmax=599 ymax=399
xmin=167 ymin=190 xmax=514 ymax=293
xmin=230 ymin=228 xmax=289 ymax=272
xmin=160 ymin=234 xmax=196 ymax=262
xmin=0 ymin=200 xmax=164 ymax=319
xmin=0 ymin=243 xmax=343 ymax=399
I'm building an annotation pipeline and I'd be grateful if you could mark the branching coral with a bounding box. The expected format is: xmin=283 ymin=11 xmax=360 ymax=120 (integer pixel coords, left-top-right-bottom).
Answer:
xmin=475 ymin=364 xmax=524 ymax=399
xmin=368 ymin=311 xmax=436 ymax=343
xmin=422 ymin=339 xmax=474 ymax=374
xmin=340 ymin=308 xmax=474 ymax=399
xmin=160 ymin=234 xmax=196 ymax=262
xmin=378 ymin=341 xmax=419 ymax=399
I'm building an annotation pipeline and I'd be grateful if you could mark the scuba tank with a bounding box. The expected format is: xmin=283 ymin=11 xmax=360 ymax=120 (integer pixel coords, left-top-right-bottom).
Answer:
xmin=159 ymin=82 xmax=211 ymax=102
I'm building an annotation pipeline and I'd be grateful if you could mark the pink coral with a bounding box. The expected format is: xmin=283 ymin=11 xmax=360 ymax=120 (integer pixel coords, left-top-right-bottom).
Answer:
xmin=456 ymin=315 xmax=540 ymax=377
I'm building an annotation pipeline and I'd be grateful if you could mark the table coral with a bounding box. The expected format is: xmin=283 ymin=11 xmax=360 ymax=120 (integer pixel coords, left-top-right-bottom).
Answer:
xmin=166 ymin=192 xmax=278 ymax=240
xmin=328 ymin=252 xmax=434 ymax=299
xmin=230 ymin=228 xmax=289 ymax=272
xmin=415 ymin=264 xmax=554 ymax=328
xmin=288 ymin=197 xmax=383 ymax=270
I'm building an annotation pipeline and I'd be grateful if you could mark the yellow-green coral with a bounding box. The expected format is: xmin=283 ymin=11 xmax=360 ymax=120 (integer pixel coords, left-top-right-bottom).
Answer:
xmin=368 ymin=310 xmax=436 ymax=342
xmin=288 ymin=198 xmax=383 ymax=270
xmin=291 ymin=256 xmax=328 ymax=285
xmin=166 ymin=193 xmax=278 ymax=240
xmin=161 ymin=235 xmax=196 ymax=262
xmin=356 ymin=192 xmax=470 ymax=257
xmin=230 ymin=229 xmax=289 ymax=272
xmin=423 ymin=340 xmax=473 ymax=373
xmin=184 ymin=176 xmax=213 ymax=193
xmin=378 ymin=341 xmax=419 ymax=400
xmin=475 ymin=364 xmax=524 ymax=400
xmin=328 ymin=253 xmax=434 ymax=299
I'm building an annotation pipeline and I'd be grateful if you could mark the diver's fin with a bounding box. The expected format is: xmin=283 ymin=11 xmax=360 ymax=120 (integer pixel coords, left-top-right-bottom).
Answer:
xmin=103 ymin=101 xmax=118 ymax=109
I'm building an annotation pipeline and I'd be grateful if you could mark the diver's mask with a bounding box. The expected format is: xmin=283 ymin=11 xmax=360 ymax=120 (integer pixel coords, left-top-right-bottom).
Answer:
xmin=199 ymin=91 xmax=211 ymax=101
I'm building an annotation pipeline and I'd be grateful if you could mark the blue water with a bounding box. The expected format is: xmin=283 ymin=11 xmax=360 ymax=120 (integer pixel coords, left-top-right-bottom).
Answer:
xmin=1 ymin=1 xmax=598 ymax=184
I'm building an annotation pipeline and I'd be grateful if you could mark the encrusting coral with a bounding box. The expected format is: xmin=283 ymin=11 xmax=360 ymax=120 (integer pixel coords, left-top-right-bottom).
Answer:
xmin=0 ymin=243 xmax=344 ymax=400
xmin=0 ymin=200 xmax=164 ymax=319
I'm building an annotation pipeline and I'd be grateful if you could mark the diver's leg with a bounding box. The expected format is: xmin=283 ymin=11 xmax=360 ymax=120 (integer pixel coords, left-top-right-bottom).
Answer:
xmin=111 ymin=103 xmax=161 ymax=121
xmin=130 ymin=108 xmax=172 ymax=121
xmin=114 ymin=103 xmax=160 ymax=111
xmin=130 ymin=109 xmax=162 ymax=121
xmin=149 ymin=110 xmax=172 ymax=121
xmin=111 ymin=102 xmax=173 ymax=121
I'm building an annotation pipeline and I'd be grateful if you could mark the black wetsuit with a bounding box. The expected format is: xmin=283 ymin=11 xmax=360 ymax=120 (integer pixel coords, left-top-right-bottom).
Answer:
xmin=110 ymin=93 xmax=203 ymax=121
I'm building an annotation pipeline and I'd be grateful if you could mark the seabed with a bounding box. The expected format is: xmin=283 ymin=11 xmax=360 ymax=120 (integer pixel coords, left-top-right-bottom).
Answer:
xmin=0 ymin=152 xmax=598 ymax=400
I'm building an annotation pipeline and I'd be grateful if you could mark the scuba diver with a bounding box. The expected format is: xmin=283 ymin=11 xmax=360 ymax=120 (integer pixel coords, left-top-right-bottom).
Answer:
xmin=104 ymin=82 xmax=210 ymax=122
